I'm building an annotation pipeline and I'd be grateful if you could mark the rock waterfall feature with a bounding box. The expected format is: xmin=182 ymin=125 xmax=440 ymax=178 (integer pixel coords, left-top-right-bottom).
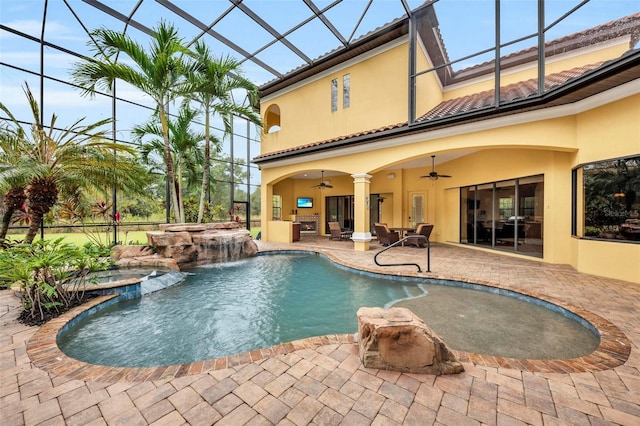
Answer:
xmin=113 ymin=222 xmax=258 ymax=270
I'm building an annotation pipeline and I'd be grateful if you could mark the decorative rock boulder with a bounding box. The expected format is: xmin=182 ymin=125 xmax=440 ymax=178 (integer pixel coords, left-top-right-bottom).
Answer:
xmin=357 ymin=307 xmax=464 ymax=375
xmin=111 ymin=245 xmax=179 ymax=270
xmin=146 ymin=222 xmax=258 ymax=268
xmin=111 ymin=244 xmax=155 ymax=261
xmin=116 ymin=254 xmax=179 ymax=271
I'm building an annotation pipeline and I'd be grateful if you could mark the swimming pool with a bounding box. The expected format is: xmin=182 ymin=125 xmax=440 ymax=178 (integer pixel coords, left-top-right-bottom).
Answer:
xmin=57 ymin=253 xmax=599 ymax=367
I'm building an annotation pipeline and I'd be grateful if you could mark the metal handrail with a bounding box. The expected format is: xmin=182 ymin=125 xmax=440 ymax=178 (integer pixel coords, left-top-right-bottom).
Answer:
xmin=374 ymin=235 xmax=431 ymax=272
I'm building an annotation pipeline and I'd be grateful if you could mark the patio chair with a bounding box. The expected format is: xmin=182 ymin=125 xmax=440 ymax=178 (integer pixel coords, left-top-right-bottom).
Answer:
xmin=405 ymin=223 xmax=434 ymax=247
xmin=374 ymin=223 xmax=400 ymax=246
xmin=328 ymin=221 xmax=352 ymax=240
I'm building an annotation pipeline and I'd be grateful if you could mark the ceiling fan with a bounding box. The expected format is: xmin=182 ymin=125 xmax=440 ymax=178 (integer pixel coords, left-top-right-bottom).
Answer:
xmin=420 ymin=155 xmax=452 ymax=181
xmin=312 ymin=170 xmax=333 ymax=189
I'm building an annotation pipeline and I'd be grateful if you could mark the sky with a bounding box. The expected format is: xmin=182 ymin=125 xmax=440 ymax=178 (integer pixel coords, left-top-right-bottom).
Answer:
xmin=1 ymin=0 xmax=638 ymax=175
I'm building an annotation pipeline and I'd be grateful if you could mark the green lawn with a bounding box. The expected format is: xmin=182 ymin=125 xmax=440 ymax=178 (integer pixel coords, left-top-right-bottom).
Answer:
xmin=7 ymin=227 xmax=261 ymax=247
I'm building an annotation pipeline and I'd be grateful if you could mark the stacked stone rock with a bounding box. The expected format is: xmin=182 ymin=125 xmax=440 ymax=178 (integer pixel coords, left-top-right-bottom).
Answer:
xmin=112 ymin=222 xmax=258 ymax=270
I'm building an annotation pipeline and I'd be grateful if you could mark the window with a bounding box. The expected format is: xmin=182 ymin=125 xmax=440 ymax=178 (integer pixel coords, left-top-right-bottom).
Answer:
xmin=272 ymin=195 xmax=281 ymax=220
xmin=522 ymin=197 xmax=535 ymax=217
xmin=498 ymin=197 xmax=513 ymax=220
xmin=331 ymin=78 xmax=338 ymax=112
xmin=343 ymin=74 xmax=350 ymax=109
xmin=577 ymin=155 xmax=640 ymax=242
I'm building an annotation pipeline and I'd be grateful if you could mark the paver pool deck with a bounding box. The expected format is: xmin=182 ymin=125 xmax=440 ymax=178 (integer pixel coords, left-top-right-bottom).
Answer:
xmin=1 ymin=237 xmax=639 ymax=425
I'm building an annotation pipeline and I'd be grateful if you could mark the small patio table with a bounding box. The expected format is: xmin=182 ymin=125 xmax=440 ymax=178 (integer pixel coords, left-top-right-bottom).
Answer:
xmin=390 ymin=227 xmax=415 ymax=237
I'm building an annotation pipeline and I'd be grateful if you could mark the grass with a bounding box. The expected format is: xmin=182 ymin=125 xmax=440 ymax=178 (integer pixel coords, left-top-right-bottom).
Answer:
xmin=7 ymin=227 xmax=262 ymax=247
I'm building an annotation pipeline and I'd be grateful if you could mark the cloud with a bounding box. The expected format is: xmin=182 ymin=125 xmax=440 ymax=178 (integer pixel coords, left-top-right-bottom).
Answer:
xmin=0 ymin=19 xmax=87 ymax=43
xmin=0 ymin=83 xmax=152 ymax=110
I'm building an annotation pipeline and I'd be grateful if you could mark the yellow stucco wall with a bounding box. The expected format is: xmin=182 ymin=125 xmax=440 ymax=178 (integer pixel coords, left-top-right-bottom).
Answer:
xmin=267 ymin=220 xmax=293 ymax=243
xmin=260 ymin=98 xmax=639 ymax=283
xmin=575 ymin=94 xmax=640 ymax=164
xmin=572 ymin=238 xmax=640 ymax=283
xmin=261 ymin=42 xmax=410 ymax=154
xmin=415 ymin=41 xmax=444 ymax=121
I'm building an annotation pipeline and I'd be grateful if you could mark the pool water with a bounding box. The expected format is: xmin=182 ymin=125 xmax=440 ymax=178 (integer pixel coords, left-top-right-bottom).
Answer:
xmin=87 ymin=268 xmax=166 ymax=283
xmin=57 ymin=253 xmax=598 ymax=367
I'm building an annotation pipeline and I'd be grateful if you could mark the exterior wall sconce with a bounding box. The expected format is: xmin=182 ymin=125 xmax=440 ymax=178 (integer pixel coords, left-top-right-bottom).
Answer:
xmin=387 ymin=173 xmax=396 ymax=179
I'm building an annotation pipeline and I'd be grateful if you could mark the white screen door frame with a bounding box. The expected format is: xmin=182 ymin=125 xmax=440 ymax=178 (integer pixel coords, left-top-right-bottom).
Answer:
xmin=408 ymin=191 xmax=426 ymax=228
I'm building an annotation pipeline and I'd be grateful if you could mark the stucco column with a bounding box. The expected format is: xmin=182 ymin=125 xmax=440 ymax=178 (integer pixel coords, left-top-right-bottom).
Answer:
xmin=261 ymin=183 xmax=273 ymax=241
xmin=351 ymin=173 xmax=373 ymax=251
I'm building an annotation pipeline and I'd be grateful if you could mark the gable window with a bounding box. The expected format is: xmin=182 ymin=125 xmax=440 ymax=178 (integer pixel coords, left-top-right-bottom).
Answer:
xmin=331 ymin=78 xmax=338 ymax=112
xmin=343 ymin=74 xmax=350 ymax=109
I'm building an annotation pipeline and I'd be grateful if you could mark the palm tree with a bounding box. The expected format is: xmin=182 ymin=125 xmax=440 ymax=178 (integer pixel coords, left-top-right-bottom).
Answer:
xmin=0 ymin=117 xmax=28 ymax=240
xmin=72 ymin=20 xmax=191 ymax=222
xmin=186 ymin=41 xmax=262 ymax=223
xmin=133 ymin=105 xmax=204 ymax=223
xmin=0 ymin=83 xmax=149 ymax=243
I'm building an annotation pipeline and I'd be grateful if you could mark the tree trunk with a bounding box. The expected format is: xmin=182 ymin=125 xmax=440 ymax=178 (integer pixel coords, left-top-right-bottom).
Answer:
xmin=0 ymin=186 xmax=26 ymax=240
xmin=24 ymin=212 xmax=42 ymax=244
xmin=24 ymin=178 xmax=58 ymax=244
xmin=197 ymin=110 xmax=211 ymax=224
xmin=160 ymin=107 xmax=182 ymax=223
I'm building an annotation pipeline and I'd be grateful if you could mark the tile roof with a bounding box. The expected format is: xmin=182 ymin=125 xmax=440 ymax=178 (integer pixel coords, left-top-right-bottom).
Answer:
xmin=253 ymin=121 xmax=409 ymax=161
xmin=448 ymin=12 xmax=640 ymax=82
xmin=417 ymin=61 xmax=605 ymax=122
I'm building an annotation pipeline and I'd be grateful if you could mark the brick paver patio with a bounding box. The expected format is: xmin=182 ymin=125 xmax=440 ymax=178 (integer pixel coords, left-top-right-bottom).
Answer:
xmin=1 ymin=237 xmax=639 ymax=425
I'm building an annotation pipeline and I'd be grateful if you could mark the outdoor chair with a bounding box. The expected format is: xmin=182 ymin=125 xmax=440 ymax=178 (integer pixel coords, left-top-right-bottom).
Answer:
xmin=328 ymin=221 xmax=352 ymax=240
xmin=374 ymin=223 xmax=400 ymax=246
xmin=406 ymin=223 xmax=434 ymax=247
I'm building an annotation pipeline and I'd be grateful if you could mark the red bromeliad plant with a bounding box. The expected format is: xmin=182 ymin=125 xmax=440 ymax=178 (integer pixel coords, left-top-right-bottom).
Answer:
xmin=58 ymin=199 xmax=124 ymax=247
xmin=0 ymin=82 xmax=149 ymax=244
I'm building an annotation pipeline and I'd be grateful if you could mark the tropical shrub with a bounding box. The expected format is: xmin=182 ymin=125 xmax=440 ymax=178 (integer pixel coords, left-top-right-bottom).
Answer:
xmin=0 ymin=238 xmax=113 ymax=324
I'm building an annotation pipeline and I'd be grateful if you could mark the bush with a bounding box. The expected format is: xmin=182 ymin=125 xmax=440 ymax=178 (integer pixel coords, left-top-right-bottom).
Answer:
xmin=0 ymin=238 xmax=113 ymax=324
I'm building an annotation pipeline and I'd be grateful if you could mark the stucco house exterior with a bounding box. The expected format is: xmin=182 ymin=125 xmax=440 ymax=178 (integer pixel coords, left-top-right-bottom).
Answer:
xmin=254 ymin=3 xmax=640 ymax=284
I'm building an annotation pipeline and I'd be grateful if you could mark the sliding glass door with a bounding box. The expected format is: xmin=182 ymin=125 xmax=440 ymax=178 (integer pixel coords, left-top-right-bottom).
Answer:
xmin=461 ymin=175 xmax=543 ymax=257
xmin=325 ymin=196 xmax=354 ymax=234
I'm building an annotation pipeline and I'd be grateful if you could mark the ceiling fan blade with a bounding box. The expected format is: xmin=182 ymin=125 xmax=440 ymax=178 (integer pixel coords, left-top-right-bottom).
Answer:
xmin=421 ymin=155 xmax=453 ymax=180
xmin=313 ymin=182 xmax=333 ymax=188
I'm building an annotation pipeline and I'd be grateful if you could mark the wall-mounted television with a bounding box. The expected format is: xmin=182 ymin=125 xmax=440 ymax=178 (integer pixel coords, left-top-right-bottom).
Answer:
xmin=297 ymin=197 xmax=313 ymax=208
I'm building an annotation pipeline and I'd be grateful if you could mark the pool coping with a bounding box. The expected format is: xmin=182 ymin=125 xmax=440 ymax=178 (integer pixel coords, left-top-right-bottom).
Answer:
xmin=26 ymin=249 xmax=631 ymax=382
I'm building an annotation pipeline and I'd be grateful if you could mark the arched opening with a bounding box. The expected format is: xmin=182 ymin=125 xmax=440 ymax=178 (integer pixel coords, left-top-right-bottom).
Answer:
xmin=264 ymin=104 xmax=281 ymax=133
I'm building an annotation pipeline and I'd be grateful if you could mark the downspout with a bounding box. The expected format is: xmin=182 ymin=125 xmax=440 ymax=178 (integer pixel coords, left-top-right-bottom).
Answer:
xmin=494 ymin=0 xmax=501 ymax=108
xmin=407 ymin=11 xmax=416 ymax=125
